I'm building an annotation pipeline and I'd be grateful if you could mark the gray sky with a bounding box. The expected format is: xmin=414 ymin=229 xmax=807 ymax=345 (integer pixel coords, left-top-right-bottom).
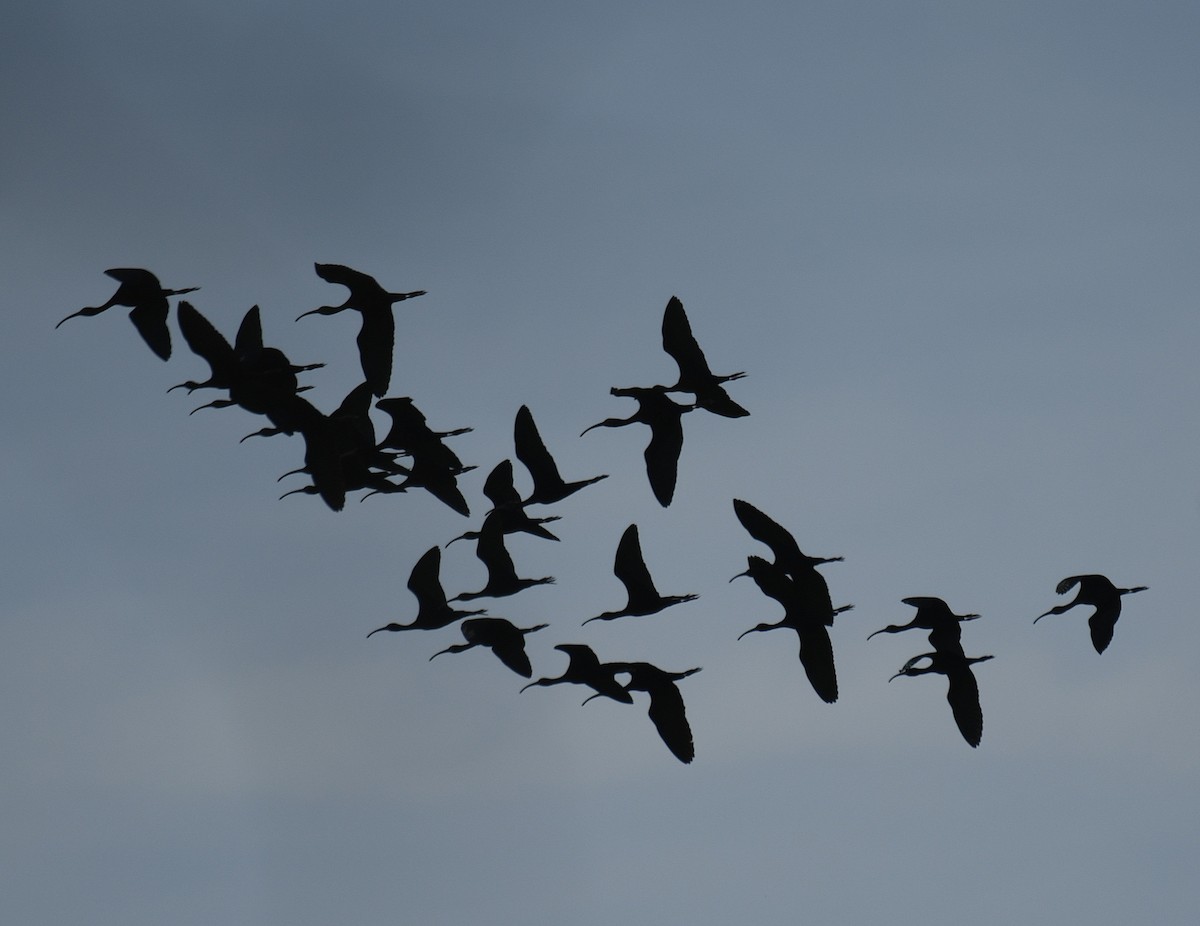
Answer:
xmin=5 ymin=2 xmax=1199 ymax=923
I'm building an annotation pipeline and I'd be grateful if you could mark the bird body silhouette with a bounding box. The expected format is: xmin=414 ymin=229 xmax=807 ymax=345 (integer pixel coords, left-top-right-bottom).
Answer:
xmin=889 ymin=651 xmax=994 ymax=747
xmin=514 ymin=404 xmax=608 ymax=505
xmin=297 ymin=262 xmax=426 ymax=396
xmin=582 ymin=385 xmax=693 ymax=507
xmin=583 ymin=524 xmax=697 ymax=624
xmin=429 ymin=617 xmax=548 ymax=677
xmin=732 ymin=499 xmax=843 ymax=580
xmin=367 ymin=546 xmax=485 ymax=636
xmin=1035 ymin=574 xmax=1147 ymax=654
xmin=451 ymin=514 xmax=555 ymax=601
xmin=661 ymin=296 xmax=748 ymax=417
xmin=520 ymin=644 xmax=634 ymax=703
xmin=733 ymin=556 xmax=850 ymax=704
xmin=447 ymin=460 xmax=560 ymax=545
xmin=57 ymin=268 xmax=198 ymax=360
xmin=586 ymin=662 xmax=702 ymax=764
xmin=869 ymin=596 xmax=981 ymax=655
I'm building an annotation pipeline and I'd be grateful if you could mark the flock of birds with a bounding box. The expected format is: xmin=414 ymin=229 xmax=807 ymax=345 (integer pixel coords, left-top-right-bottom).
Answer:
xmin=55 ymin=266 xmax=1149 ymax=761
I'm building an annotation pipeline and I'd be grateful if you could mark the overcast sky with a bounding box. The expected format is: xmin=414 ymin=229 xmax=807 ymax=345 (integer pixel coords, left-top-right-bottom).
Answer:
xmin=5 ymin=2 xmax=1199 ymax=924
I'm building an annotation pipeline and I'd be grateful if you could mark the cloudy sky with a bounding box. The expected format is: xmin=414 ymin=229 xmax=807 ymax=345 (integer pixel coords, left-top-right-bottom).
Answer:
xmin=5 ymin=2 xmax=1199 ymax=923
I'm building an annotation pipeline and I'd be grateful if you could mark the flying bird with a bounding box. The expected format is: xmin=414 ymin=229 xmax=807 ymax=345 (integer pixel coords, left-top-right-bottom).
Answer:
xmin=297 ymin=262 xmax=426 ymax=396
xmin=661 ymin=296 xmax=748 ymax=417
xmin=429 ymin=617 xmax=548 ymax=677
xmin=56 ymin=268 xmax=198 ymax=360
xmin=1035 ymin=574 xmax=1147 ymax=654
xmin=446 ymin=460 xmax=560 ymax=545
xmin=583 ymin=524 xmax=697 ymax=625
xmin=581 ymin=385 xmax=693 ymax=507
xmin=451 ymin=514 xmax=555 ymax=601
xmin=889 ymin=651 xmax=994 ymax=748
xmin=869 ymin=596 xmax=981 ymax=656
xmin=733 ymin=556 xmax=850 ymax=704
xmin=520 ymin=644 xmax=634 ymax=703
xmin=513 ymin=405 xmax=608 ymax=505
xmin=585 ymin=662 xmax=702 ymax=764
xmin=732 ymin=499 xmax=843 ymax=580
xmin=366 ymin=546 xmax=485 ymax=636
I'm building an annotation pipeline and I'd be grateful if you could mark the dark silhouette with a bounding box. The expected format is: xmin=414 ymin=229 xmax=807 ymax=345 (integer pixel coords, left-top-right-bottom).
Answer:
xmin=732 ymin=498 xmax=843 ymax=580
xmin=731 ymin=547 xmax=847 ymax=629
xmin=373 ymin=396 xmax=474 ymax=515
xmin=583 ymin=524 xmax=697 ymax=625
xmin=278 ymin=383 xmax=410 ymax=511
xmin=174 ymin=302 xmax=321 ymax=426
xmin=375 ymin=396 xmax=472 ymax=461
xmin=581 ymin=385 xmax=693 ymax=506
xmin=57 ymin=268 xmax=198 ymax=360
xmin=366 ymin=546 xmax=485 ymax=636
xmin=513 ymin=404 xmax=608 ymax=504
xmin=1035 ymin=574 xmax=1148 ymax=654
xmin=585 ymin=662 xmax=702 ymax=764
xmin=519 ymin=644 xmax=634 ymax=703
xmin=429 ymin=617 xmax=548 ymax=677
xmin=447 ymin=460 xmax=560 ymax=545
xmin=661 ymin=296 xmax=748 ymax=417
xmin=387 ymin=455 xmax=475 ymax=516
xmin=451 ymin=514 xmax=555 ymax=601
xmin=868 ymin=596 xmax=981 ymax=655
xmin=297 ymin=262 xmax=426 ymax=396
xmin=889 ymin=651 xmax=994 ymax=748
xmin=733 ymin=555 xmax=850 ymax=703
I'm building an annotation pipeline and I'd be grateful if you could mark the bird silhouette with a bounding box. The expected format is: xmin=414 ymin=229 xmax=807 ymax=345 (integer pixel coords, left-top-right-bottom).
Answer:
xmin=275 ymin=381 xmax=414 ymax=511
xmin=732 ymin=498 xmax=843 ymax=580
xmin=446 ymin=460 xmax=560 ymax=546
xmin=375 ymin=396 xmax=472 ymax=461
xmin=373 ymin=397 xmax=474 ymax=514
xmin=661 ymin=296 xmax=748 ymax=417
xmin=451 ymin=513 xmax=555 ymax=601
xmin=1035 ymin=574 xmax=1148 ymax=654
xmin=513 ymin=404 xmax=608 ymax=505
xmin=868 ymin=596 xmax=981 ymax=656
xmin=889 ymin=651 xmax=994 ymax=748
xmin=584 ymin=662 xmax=702 ymax=764
xmin=519 ymin=644 xmax=634 ymax=703
xmin=366 ymin=546 xmax=485 ymax=636
xmin=581 ymin=385 xmax=693 ymax=507
xmin=57 ymin=268 xmax=198 ymax=360
xmin=583 ymin=524 xmax=697 ymax=625
xmin=297 ymin=262 xmax=426 ymax=396
xmin=428 ymin=617 xmax=548 ymax=677
xmin=171 ymin=304 xmax=323 ymax=405
xmin=733 ymin=554 xmax=851 ymax=703
xmin=732 ymin=548 xmax=847 ymax=629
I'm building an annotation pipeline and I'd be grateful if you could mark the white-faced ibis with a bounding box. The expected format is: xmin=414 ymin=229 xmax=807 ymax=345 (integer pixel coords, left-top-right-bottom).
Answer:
xmin=451 ymin=514 xmax=555 ymax=601
xmin=581 ymin=385 xmax=693 ymax=507
xmin=583 ymin=524 xmax=697 ymax=625
xmin=367 ymin=546 xmax=485 ymax=636
xmin=446 ymin=460 xmax=560 ymax=546
xmin=375 ymin=396 xmax=472 ymax=462
xmin=519 ymin=644 xmax=634 ymax=703
xmin=428 ymin=617 xmax=548 ymax=677
xmin=889 ymin=651 xmax=994 ymax=748
xmin=732 ymin=499 xmax=843 ymax=580
xmin=584 ymin=661 xmax=701 ymax=763
xmin=56 ymin=268 xmax=198 ymax=360
xmin=297 ymin=262 xmax=426 ymax=396
xmin=514 ymin=404 xmax=608 ymax=505
xmin=1035 ymin=574 xmax=1147 ymax=654
xmin=869 ymin=596 xmax=981 ymax=656
xmin=661 ymin=296 xmax=748 ymax=417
